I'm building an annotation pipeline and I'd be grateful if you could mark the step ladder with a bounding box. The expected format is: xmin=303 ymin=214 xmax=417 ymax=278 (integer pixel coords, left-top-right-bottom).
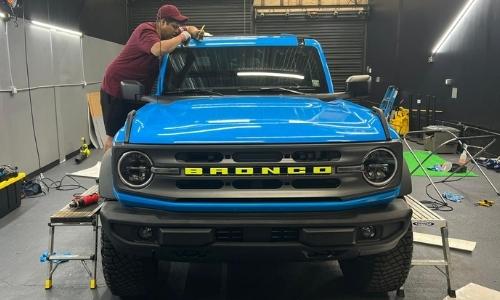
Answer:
xmin=379 ymin=85 xmax=399 ymax=118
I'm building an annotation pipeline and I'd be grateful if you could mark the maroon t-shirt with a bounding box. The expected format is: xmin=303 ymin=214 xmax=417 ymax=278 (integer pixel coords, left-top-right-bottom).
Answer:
xmin=102 ymin=22 xmax=161 ymax=98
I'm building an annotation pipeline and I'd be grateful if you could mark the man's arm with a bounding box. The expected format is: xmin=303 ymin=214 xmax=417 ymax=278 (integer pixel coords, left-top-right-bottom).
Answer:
xmin=150 ymin=33 xmax=189 ymax=57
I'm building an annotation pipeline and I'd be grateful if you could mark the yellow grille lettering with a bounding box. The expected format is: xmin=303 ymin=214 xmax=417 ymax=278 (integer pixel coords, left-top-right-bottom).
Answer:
xmin=185 ymin=168 xmax=202 ymax=175
xmin=235 ymin=167 xmax=254 ymax=175
xmin=210 ymin=168 xmax=229 ymax=175
xmin=261 ymin=167 xmax=281 ymax=175
xmin=287 ymin=167 xmax=306 ymax=174
xmin=313 ymin=166 xmax=332 ymax=174
xmin=184 ymin=166 xmax=333 ymax=175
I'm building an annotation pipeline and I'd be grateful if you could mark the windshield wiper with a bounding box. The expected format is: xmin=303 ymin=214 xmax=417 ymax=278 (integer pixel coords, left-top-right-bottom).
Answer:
xmin=164 ymin=89 xmax=223 ymax=96
xmin=237 ymin=87 xmax=315 ymax=95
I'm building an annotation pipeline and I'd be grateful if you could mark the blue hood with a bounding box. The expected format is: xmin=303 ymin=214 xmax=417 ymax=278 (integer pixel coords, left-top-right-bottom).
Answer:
xmin=115 ymin=96 xmax=395 ymax=144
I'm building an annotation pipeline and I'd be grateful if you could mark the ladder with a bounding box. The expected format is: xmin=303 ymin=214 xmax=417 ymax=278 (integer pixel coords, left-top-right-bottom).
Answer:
xmin=379 ymin=85 xmax=399 ymax=118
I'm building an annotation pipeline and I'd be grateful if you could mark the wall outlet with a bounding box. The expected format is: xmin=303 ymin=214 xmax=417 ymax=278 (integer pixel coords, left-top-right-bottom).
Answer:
xmin=10 ymin=86 xmax=17 ymax=94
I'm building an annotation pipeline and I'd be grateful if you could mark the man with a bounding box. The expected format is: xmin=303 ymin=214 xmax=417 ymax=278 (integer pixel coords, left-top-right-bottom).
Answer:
xmin=101 ymin=4 xmax=203 ymax=151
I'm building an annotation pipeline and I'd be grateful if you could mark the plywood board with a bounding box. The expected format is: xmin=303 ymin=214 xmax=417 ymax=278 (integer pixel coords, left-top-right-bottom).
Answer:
xmin=443 ymin=283 xmax=500 ymax=300
xmin=86 ymin=91 xmax=106 ymax=149
xmin=414 ymin=232 xmax=476 ymax=252
xmin=68 ymin=161 xmax=101 ymax=180
xmin=88 ymin=107 xmax=99 ymax=151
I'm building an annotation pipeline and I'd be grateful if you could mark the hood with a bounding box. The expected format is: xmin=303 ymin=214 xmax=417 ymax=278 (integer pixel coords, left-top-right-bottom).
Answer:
xmin=115 ymin=96 xmax=395 ymax=144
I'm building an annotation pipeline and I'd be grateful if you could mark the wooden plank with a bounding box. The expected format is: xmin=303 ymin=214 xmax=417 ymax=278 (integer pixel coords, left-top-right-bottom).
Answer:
xmin=86 ymin=91 xmax=106 ymax=149
xmin=67 ymin=162 xmax=101 ymax=180
xmin=406 ymin=195 xmax=445 ymax=220
xmin=414 ymin=232 xmax=476 ymax=252
xmin=443 ymin=283 xmax=500 ymax=300
xmin=412 ymin=259 xmax=448 ymax=266
xmin=50 ymin=185 xmax=102 ymax=223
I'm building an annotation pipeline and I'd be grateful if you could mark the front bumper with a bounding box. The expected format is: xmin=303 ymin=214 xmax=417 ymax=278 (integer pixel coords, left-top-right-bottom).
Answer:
xmin=100 ymin=198 xmax=411 ymax=262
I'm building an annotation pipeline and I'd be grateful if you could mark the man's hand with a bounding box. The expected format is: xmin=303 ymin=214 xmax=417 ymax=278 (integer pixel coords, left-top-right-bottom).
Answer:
xmin=186 ymin=26 xmax=204 ymax=40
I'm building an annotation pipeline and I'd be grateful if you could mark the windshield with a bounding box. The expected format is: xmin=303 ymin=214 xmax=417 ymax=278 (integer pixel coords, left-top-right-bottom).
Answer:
xmin=163 ymin=46 xmax=329 ymax=94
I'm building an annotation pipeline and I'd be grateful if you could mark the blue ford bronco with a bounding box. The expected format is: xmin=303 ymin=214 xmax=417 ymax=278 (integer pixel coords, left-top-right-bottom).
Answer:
xmin=99 ymin=35 xmax=413 ymax=297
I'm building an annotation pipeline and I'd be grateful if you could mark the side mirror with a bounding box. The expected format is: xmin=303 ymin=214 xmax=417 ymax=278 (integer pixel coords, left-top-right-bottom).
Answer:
xmin=120 ymin=80 xmax=145 ymax=101
xmin=345 ymin=75 xmax=372 ymax=98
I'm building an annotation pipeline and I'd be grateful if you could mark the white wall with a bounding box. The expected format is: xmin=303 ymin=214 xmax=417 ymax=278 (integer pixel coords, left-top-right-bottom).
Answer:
xmin=0 ymin=18 xmax=122 ymax=174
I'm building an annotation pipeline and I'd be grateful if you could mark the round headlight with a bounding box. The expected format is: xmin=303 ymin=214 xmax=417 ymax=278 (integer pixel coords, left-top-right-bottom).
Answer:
xmin=362 ymin=148 xmax=397 ymax=186
xmin=118 ymin=151 xmax=153 ymax=188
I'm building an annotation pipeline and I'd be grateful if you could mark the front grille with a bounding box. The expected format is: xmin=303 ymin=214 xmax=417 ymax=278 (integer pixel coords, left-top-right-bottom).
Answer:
xmin=175 ymin=178 xmax=340 ymax=190
xmin=233 ymin=151 xmax=283 ymax=162
xmin=291 ymin=179 xmax=340 ymax=189
xmin=113 ymin=141 xmax=403 ymax=202
xmin=175 ymin=152 xmax=223 ymax=162
xmin=232 ymin=179 xmax=282 ymax=189
xmin=176 ymin=180 xmax=224 ymax=189
xmin=292 ymin=150 xmax=341 ymax=162
xmin=174 ymin=150 xmax=341 ymax=163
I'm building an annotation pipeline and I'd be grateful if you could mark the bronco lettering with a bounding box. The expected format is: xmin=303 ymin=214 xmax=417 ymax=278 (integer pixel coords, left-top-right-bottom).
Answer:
xmin=184 ymin=166 xmax=333 ymax=176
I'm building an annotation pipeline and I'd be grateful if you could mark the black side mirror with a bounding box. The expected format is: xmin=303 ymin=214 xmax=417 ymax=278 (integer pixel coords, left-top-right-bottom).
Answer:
xmin=120 ymin=80 xmax=145 ymax=101
xmin=345 ymin=75 xmax=372 ymax=98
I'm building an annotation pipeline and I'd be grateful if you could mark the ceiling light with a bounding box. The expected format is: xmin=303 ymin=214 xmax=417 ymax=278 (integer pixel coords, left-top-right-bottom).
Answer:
xmin=431 ymin=0 xmax=478 ymax=57
xmin=32 ymin=20 xmax=82 ymax=37
xmin=237 ymin=72 xmax=304 ymax=80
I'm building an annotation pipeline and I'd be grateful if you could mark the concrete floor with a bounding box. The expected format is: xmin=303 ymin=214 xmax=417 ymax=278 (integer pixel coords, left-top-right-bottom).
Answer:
xmin=1 ymin=146 xmax=499 ymax=300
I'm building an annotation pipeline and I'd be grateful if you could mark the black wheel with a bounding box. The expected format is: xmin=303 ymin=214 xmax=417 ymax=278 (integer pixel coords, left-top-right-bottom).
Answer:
xmin=101 ymin=231 xmax=158 ymax=297
xmin=339 ymin=225 xmax=413 ymax=293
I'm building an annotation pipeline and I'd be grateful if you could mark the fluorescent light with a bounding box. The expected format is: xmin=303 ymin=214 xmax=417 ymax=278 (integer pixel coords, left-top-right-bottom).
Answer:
xmin=32 ymin=20 xmax=82 ymax=37
xmin=237 ymin=72 xmax=304 ymax=80
xmin=0 ymin=12 xmax=7 ymax=19
xmin=431 ymin=0 xmax=478 ymax=56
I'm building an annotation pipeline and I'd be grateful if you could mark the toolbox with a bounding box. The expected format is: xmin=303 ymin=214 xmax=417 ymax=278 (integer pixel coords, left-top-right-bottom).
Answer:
xmin=0 ymin=172 xmax=26 ymax=218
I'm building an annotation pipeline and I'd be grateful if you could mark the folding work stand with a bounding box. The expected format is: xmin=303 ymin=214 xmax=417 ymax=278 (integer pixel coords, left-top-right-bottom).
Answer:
xmin=45 ymin=185 xmax=103 ymax=290
xmin=398 ymin=195 xmax=456 ymax=298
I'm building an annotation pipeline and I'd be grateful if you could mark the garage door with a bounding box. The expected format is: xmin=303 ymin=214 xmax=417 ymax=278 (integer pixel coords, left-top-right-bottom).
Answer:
xmin=127 ymin=0 xmax=253 ymax=36
xmin=255 ymin=16 xmax=366 ymax=92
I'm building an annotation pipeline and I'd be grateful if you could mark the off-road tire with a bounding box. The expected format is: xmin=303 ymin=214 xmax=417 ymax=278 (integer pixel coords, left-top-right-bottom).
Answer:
xmin=339 ymin=225 xmax=413 ymax=293
xmin=101 ymin=231 xmax=157 ymax=297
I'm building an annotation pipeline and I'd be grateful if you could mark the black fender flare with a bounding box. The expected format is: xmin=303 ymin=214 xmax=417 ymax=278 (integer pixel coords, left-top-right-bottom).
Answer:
xmin=99 ymin=149 xmax=115 ymax=199
xmin=398 ymin=159 xmax=412 ymax=197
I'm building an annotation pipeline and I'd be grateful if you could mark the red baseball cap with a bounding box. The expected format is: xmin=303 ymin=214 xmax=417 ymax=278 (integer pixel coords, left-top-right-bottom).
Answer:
xmin=157 ymin=5 xmax=188 ymax=23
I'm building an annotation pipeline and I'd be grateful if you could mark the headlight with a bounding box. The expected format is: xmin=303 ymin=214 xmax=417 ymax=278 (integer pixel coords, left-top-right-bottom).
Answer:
xmin=362 ymin=148 xmax=397 ymax=186
xmin=117 ymin=151 xmax=153 ymax=188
